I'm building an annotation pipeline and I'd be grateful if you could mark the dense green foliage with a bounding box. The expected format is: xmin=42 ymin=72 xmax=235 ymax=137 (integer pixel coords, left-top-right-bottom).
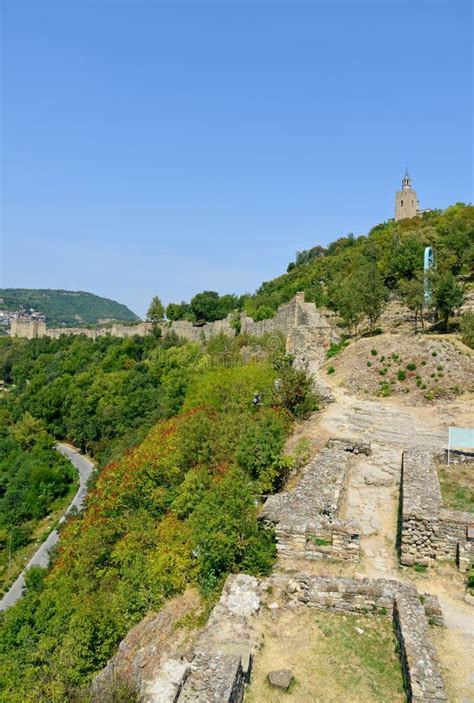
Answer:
xmin=0 ymin=332 xmax=317 ymax=701
xmin=166 ymin=290 xmax=240 ymax=322
xmin=0 ymin=289 xmax=139 ymax=327
xmin=0 ymin=335 xmax=195 ymax=462
xmin=432 ymin=272 xmax=464 ymax=331
xmin=0 ymin=417 xmax=75 ymax=554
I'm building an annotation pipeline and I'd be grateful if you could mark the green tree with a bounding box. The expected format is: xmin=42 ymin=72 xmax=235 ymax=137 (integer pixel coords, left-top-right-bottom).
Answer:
xmin=189 ymin=291 xmax=238 ymax=322
xmin=398 ymin=270 xmax=425 ymax=332
xmin=331 ymin=277 xmax=364 ymax=332
xmin=433 ymin=272 xmax=464 ymax=331
xmin=146 ymin=296 xmax=165 ymax=323
xmin=352 ymin=260 xmax=388 ymax=330
xmin=386 ymin=235 xmax=424 ymax=287
xmin=165 ymin=302 xmax=193 ymax=321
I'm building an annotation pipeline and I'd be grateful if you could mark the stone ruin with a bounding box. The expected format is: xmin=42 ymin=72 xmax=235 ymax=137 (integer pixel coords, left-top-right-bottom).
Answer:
xmin=400 ymin=448 xmax=474 ymax=571
xmin=259 ymin=439 xmax=369 ymax=563
xmin=112 ymin=572 xmax=446 ymax=703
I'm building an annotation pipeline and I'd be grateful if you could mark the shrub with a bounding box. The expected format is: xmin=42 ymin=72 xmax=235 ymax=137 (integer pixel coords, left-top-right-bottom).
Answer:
xmin=467 ymin=568 xmax=474 ymax=591
xmin=461 ymin=312 xmax=474 ymax=349
xmin=414 ymin=564 xmax=427 ymax=573
xmin=326 ymin=339 xmax=349 ymax=358
xmin=436 ymin=365 xmax=444 ymax=371
xmin=377 ymin=382 xmax=392 ymax=397
xmin=379 ymin=369 xmax=387 ymax=376
xmin=432 ymin=351 xmax=437 ymax=357
xmin=407 ymin=362 xmax=417 ymax=371
xmin=367 ymin=361 xmax=372 ymax=367
xmin=397 ymin=370 xmax=406 ymax=381
xmin=380 ymin=355 xmax=385 ymax=362
xmin=274 ymin=361 xmax=320 ymax=420
xmin=291 ymin=439 xmax=312 ymax=470
xmin=327 ymin=366 xmax=335 ymax=375
xmin=236 ymin=413 xmax=286 ymax=491
xmin=370 ymin=348 xmax=378 ymax=356
xmin=391 ymin=352 xmax=399 ymax=360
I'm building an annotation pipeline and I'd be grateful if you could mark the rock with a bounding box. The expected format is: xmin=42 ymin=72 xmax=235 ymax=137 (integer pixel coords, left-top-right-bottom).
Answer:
xmin=268 ymin=602 xmax=279 ymax=609
xmin=354 ymin=627 xmax=365 ymax=635
xmin=464 ymin=592 xmax=474 ymax=606
xmin=286 ymin=579 xmax=299 ymax=594
xmin=268 ymin=669 xmax=294 ymax=691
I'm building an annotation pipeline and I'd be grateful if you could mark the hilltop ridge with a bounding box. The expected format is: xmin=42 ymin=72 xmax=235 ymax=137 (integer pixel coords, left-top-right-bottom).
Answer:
xmin=0 ymin=288 xmax=140 ymax=327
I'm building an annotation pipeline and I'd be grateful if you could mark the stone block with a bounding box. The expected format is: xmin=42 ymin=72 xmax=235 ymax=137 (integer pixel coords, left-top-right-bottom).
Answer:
xmin=268 ymin=669 xmax=294 ymax=691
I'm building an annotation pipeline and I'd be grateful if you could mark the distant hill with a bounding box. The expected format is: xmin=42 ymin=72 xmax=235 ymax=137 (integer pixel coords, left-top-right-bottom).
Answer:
xmin=0 ymin=289 xmax=140 ymax=327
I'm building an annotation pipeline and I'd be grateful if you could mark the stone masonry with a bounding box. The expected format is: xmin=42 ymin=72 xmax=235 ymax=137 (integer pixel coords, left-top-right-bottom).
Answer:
xmin=151 ymin=574 xmax=262 ymax=703
xmin=284 ymin=574 xmax=447 ymax=703
xmin=400 ymin=448 xmax=474 ymax=570
xmin=260 ymin=442 xmax=362 ymax=562
xmin=134 ymin=571 xmax=446 ymax=703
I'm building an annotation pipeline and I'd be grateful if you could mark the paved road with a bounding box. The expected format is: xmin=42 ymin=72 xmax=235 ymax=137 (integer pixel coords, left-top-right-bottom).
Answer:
xmin=0 ymin=444 xmax=94 ymax=611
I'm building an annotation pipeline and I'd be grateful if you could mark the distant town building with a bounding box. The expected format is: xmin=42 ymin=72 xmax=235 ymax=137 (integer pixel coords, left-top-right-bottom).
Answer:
xmin=395 ymin=170 xmax=420 ymax=221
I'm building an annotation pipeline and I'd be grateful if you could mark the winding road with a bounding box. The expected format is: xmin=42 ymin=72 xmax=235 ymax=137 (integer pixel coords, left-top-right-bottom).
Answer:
xmin=0 ymin=444 xmax=94 ymax=611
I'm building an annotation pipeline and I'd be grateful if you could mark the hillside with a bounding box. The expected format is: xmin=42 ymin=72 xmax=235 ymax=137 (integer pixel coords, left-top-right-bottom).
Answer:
xmin=0 ymin=289 xmax=140 ymax=326
xmin=163 ymin=204 xmax=473 ymax=325
xmin=0 ymin=332 xmax=318 ymax=701
xmin=243 ymin=204 xmax=473 ymax=320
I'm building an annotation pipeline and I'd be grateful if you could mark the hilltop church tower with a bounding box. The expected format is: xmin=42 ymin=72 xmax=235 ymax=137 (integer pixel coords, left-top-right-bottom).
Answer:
xmin=395 ymin=170 xmax=419 ymax=220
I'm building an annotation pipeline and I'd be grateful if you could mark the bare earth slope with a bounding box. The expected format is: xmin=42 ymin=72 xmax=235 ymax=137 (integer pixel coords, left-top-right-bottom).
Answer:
xmin=328 ymin=333 xmax=473 ymax=403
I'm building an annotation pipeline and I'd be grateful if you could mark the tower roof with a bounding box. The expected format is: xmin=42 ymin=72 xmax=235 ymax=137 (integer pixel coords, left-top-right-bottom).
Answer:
xmin=402 ymin=169 xmax=412 ymax=188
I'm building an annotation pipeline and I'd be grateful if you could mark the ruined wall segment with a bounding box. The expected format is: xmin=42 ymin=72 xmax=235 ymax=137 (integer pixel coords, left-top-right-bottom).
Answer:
xmin=240 ymin=292 xmax=334 ymax=368
xmin=400 ymin=448 xmax=474 ymax=569
xmin=286 ymin=574 xmax=446 ymax=703
xmin=260 ymin=443 xmax=362 ymax=562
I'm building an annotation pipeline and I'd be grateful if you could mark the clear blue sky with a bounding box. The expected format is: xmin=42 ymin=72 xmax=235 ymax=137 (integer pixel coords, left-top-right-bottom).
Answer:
xmin=1 ymin=1 xmax=472 ymax=317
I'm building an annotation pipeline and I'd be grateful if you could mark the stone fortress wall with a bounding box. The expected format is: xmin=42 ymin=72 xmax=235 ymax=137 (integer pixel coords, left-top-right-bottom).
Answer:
xmin=9 ymin=293 xmax=336 ymax=368
xmin=400 ymin=448 xmax=474 ymax=571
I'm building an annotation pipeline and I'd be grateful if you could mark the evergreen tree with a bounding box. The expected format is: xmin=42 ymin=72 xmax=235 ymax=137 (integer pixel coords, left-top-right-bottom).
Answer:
xmin=147 ymin=296 xmax=165 ymax=323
